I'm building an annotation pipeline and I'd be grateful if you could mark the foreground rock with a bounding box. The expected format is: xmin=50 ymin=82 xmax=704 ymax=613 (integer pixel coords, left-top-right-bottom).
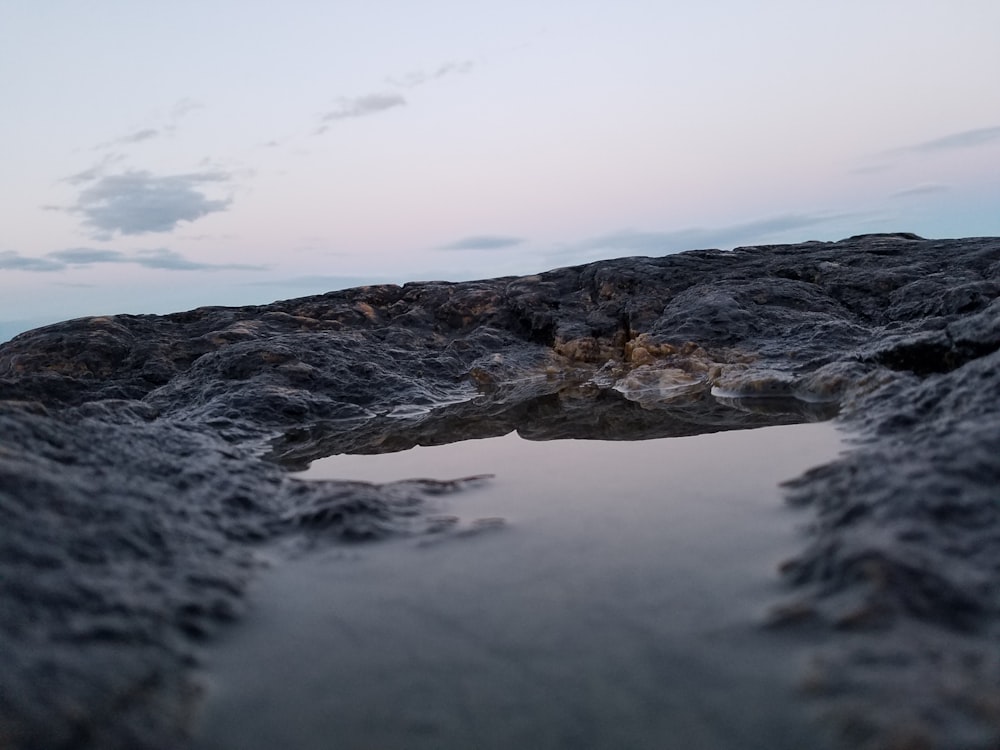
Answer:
xmin=1 ymin=233 xmax=999 ymax=749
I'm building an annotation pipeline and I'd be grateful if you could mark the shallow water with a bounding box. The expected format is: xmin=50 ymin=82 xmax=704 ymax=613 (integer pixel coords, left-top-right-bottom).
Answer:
xmin=194 ymin=422 xmax=843 ymax=750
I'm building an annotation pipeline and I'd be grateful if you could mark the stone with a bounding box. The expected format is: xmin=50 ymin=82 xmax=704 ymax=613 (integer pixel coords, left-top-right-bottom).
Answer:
xmin=2 ymin=232 xmax=1000 ymax=749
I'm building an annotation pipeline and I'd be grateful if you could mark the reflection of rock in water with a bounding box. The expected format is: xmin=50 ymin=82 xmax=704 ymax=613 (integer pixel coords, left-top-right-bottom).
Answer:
xmin=270 ymin=386 xmax=832 ymax=467
xmin=275 ymin=475 xmax=496 ymax=542
xmin=1 ymin=233 xmax=999 ymax=749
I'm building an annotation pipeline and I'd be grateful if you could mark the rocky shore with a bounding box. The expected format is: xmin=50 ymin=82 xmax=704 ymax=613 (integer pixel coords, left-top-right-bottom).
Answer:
xmin=2 ymin=233 xmax=999 ymax=749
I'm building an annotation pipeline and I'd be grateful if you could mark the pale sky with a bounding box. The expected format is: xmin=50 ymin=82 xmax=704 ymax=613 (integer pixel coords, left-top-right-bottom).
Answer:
xmin=2 ymin=1 xmax=999 ymax=340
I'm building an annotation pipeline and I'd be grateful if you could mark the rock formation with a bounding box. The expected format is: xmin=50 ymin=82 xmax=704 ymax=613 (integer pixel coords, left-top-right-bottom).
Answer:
xmin=2 ymin=232 xmax=999 ymax=749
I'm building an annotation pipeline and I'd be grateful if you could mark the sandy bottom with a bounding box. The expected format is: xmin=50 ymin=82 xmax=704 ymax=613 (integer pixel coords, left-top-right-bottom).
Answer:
xmin=193 ymin=422 xmax=844 ymax=750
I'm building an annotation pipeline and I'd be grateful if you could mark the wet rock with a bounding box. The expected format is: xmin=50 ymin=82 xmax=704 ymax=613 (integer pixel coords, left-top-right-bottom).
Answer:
xmin=2 ymin=233 xmax=1000 ymax=749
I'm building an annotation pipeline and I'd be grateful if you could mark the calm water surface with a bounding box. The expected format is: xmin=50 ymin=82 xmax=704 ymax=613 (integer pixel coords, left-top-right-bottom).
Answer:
xmin=194 ymin=422 xmax=843 ymax=750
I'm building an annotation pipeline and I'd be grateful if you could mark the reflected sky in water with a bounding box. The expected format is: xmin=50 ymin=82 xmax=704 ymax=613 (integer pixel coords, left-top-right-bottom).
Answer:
xmin=196 ymin=422 xmax=844 ymax=750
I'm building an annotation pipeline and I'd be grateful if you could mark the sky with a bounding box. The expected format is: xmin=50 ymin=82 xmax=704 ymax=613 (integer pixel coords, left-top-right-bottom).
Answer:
xmin=2 ymin=1 xmax=999 ymax=340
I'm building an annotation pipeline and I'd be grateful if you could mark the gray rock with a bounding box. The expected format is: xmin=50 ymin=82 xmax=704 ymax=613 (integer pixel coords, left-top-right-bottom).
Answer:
xmin=2 ymin=232 xmax=999 ymax=749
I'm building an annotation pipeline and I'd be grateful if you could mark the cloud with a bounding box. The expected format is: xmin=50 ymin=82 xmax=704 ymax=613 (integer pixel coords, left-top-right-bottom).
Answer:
xmin=312 ymin=62 xmax=471 ymax=135
xmin=438 ymin=235 xmax=524 ymax=251
xmin=857 ymin=125 xmax=1000 ymax=174
xmin=318 ymin=94 xmax=406 ymax=127
xmin=0 ymin=250 xmax=64 ymax=272
xmin=389 ymin=61 xmax=474 ymax=88
xmin=903 ymin=125 xmax=1000 ymax=154
xmin=849 ymin=163 xmax=892 ymax=176
xmin=169 ymin=97 xmax=203 ymax=120
xmin=244 ymin=274 xmax=389 ymax=290
xmin=62 ymin=153 xmax=127 ymax=185
xmin=1 ymin=247 xmax=264 ymax=273
xmin=92 ymin=98 xmax=203 ymax=151
xmin=61 ymin=169 xmax=233 ymax=237
xmin=48 ymin=247 xmax=128 ymax=264
xmin=889 ymin=183 xmax=949 ymax=199
xmin=560 ymin=213 xmax=858 ymax=260
xmin=119 ymin=128 xmax=159 ymax=144
xmin=94 ymin=129 xmax=160 ymax=150
xmin=131 ymin=248 xmax=263 ymax=271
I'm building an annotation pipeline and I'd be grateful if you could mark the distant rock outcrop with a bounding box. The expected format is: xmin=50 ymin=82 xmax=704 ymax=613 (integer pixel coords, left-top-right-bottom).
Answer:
xmin=2 ymin=233 xmax=999 ymax=749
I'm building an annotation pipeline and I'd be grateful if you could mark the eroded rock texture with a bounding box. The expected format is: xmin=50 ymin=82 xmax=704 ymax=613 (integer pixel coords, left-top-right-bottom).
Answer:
xmin=2 ymin=233 xmax=1000 ymax=749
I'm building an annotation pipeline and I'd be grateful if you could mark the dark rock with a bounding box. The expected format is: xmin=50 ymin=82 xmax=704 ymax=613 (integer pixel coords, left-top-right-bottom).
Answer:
xmin=2 ymin=233 xmax=1000 ymax=749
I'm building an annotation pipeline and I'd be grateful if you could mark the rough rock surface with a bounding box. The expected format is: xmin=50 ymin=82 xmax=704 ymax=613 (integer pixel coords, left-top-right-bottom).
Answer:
xmin=2 ymin=233 xmax=999 ymax=749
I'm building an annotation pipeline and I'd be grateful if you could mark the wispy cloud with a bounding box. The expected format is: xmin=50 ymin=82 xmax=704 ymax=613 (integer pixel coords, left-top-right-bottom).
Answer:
xmin=902 ymin=125 xmax=1000 ymax=154
xmin=130 ymin=248 xmax=262 ymax=271
xmin=122 ymin=128 xmax=160 ymax=143
xmin=48 ymin=247 xmax=128 ymax=264
xmin=92 ymin=98 xmax=203 ymax=151
xmin=57 ymin=169 xmax=233 ymax=238
xmin=438 ymin=235 xmax=524 ymax=251
xmin=244 ymin=273 xmax=389 ymax=290
xmin=849 ymin=163 xmax=891 ymax=176
xmin=389 ymin=61 xmax=474 ymax=88
xmin=168 ymin=97 xmax=203 ymax=120
xmin=0 ymin=247 xmax=264 ymax=273
xmin=570 ymin=213 xmax=854 ymax=257
xmin=62 ymin=153 xmax=126 ymax=185
xmin=311 ymin=61 xmax=472 ymax=137
xmin=854 ymin=124 xmax=1000 ymax=176
xmin=94 ymin=128 xmax=161 ymax=150
xmin=889 ymin=183 xmax=949 ymax=199
xmin=316 ymin=93 xmax=406 ymax=132
xmin=0 ymin=251 xmax=64 ymax=272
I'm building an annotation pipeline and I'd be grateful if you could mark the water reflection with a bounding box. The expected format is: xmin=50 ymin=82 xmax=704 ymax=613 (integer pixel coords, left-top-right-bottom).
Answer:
xmin=197 ymin=423 xmax=843 ymax=750
xmin=271 ymin=384 xmax=839 ymax=471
